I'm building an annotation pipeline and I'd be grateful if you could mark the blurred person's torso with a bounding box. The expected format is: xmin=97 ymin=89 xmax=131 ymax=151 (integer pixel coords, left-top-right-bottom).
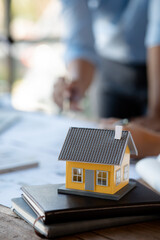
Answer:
xmin=89 ymin=0 xmax=149 ymax=64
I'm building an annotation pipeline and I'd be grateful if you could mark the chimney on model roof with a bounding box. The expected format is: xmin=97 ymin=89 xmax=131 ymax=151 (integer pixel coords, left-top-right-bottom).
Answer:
xmin=114 ymin=125 xmax=123 ymax=140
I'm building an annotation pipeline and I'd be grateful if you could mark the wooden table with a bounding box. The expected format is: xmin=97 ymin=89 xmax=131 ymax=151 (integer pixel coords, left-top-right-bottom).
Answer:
xmin=1 ymin=204 xmax=160 ymax=240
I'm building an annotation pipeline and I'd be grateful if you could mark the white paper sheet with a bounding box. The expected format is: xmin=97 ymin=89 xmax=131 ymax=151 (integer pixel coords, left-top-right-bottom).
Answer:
xmin=0 ymin=112 xmax=97 ymax=207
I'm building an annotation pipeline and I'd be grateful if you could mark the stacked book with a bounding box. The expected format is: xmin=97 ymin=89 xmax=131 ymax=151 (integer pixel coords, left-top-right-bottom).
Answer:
xmin=11 ymin=181 xmax=160 ymax=239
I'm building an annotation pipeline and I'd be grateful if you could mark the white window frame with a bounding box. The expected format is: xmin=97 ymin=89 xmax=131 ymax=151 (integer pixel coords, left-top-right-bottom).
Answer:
xmin=96 ymin=170 xmax=108 ymax=186
xmin=123 ymin=164 xmax=129 ymax=181
xmin=72 ymin=168 xmax=83 ymax=183
xmin=116 ymin=169 xmax=121 ymax=185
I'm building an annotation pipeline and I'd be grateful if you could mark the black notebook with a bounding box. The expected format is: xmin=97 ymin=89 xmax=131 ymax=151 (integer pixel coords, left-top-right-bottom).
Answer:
xmin=11 ymin=197 xmax=160 ymax=239
xmin=20 ymin=180 xmax=160 ymax=224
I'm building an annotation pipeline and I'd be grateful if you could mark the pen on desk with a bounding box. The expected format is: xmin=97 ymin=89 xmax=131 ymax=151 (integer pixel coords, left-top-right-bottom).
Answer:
xmin=62 ymin=96 xmax=70 ymax=112
xmin=62 ymin=76 xmax=71 ymax=113
xmin=61 ymin=76 xmax=80 ymax=113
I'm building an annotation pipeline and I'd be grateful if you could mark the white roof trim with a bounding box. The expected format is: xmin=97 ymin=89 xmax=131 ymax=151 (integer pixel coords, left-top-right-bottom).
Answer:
xmin=127 ymin=132 xmax=138 ymax=156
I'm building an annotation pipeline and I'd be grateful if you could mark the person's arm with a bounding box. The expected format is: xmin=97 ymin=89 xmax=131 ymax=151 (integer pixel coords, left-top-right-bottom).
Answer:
xmin=67 ymin=58 xmax=95 ymax=97
xmin=100 ymin=118 xmax=160 ymax=159
xmin=147 ymin=46 xmax=160 ymax=117
xmin=54 ymin=0 xmax=97 ymax=110
xmin=60 ymin=0 xmax=98 ymax=66
xmin=131 ymin=0 xmax=160 ymax=131
xmin=132 ymin=46 xmax=160 ymax=131
xmin=53 ymin=59 xmax=95 ymax=110
xmin=147 ymin=0 xmax=160 ymax=119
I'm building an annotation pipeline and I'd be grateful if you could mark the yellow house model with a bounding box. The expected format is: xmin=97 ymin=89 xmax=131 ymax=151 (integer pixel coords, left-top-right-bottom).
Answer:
xmin=58 ymin=126 xmax=138 ymax=200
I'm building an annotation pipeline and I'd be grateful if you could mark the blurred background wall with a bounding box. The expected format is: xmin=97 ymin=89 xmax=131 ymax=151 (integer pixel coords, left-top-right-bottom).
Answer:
xmin=0 ymin=0 xmax=68 ymax=114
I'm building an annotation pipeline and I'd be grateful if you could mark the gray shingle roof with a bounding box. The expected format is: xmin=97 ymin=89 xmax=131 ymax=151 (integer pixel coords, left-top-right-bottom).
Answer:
xmin=58 ymin=127 xmax=138 ymax=165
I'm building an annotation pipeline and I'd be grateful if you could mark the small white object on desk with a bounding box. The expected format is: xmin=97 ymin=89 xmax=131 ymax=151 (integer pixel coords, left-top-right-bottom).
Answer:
xmin=136 ymin=155 xmax=160 ymax=193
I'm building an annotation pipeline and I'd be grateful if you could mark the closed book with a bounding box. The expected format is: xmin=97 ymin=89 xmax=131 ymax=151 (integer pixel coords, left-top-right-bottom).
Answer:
xmin=21 ymin=180 xmax=160 ymax=224
xmin=11 ymin=197 xmax=160 ymax=239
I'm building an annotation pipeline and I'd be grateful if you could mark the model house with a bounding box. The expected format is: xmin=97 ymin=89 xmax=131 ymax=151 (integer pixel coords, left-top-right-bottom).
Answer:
xmin=58 ymin=126 xmax=138 ymax=199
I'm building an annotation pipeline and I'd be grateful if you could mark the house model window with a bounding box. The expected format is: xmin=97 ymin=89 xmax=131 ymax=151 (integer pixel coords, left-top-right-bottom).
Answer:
xmin=58 ymin=127 xmax=138 ymax=199
xmin=116 ymin=169 xmax=121 ymax=185
xmin=123 ymin=165 xmax=129 ymax=181
xmin=72 ymin=168 xmax=83 ymax=183
xmin=97 ymin=171 xmax=108 ymax=186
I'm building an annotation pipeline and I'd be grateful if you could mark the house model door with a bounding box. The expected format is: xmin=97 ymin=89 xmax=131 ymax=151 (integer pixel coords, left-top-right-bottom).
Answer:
xmin=85 ymin=170 xmax=94 ymax=191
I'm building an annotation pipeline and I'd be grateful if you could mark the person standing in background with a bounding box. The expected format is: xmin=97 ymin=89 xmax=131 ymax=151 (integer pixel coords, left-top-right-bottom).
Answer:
xmin=53 ymin=0 xmax=160 ymax=157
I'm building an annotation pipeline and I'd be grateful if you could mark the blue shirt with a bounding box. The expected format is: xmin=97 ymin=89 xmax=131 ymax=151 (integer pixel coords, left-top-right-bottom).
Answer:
xmin=60 ymin=0 xmax=160 ymax=65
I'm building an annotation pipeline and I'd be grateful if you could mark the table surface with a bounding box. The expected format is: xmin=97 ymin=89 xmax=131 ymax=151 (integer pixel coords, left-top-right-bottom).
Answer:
xmin=0 ymin=204 xmax=160 ymax=240
xmin=0 ymin=109 xmax=159 ymax=239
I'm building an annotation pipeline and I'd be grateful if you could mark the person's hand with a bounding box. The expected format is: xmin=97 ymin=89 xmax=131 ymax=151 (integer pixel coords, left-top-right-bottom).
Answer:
xmin=131 ymin=116 xmax=160 ymax=132
xmin=53 ymin=76 xmax=85 ymax=111
xmin=99 ymin=118 xmax=160 ymax=159
xmin=53 ymin=59 xmax=95 ymax=111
